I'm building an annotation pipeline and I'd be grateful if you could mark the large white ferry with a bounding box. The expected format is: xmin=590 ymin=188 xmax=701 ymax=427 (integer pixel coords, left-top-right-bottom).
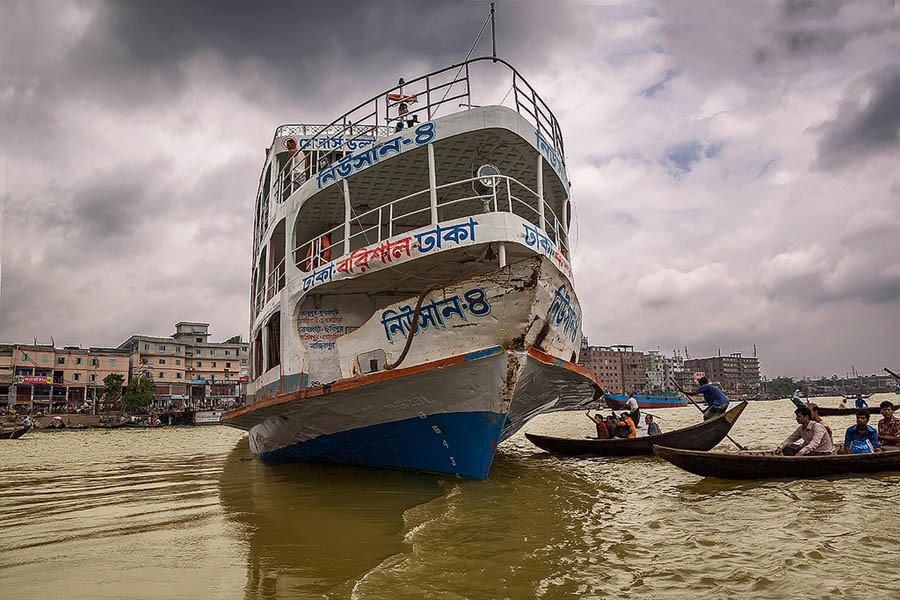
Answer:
xmin=223 ymin=56 xmax=603 ymax=478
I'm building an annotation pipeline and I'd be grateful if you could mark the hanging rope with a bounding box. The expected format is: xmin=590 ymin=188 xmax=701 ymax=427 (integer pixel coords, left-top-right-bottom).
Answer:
xmin=383 ymin=282 xmax=445 ymax=370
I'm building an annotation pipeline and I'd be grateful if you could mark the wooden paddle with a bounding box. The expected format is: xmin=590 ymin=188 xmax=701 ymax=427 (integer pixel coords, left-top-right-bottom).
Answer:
xmin=885 ymin=367 xmax=900 ymax=382
xmin=668 ymin=377 xmax=747 ymax=451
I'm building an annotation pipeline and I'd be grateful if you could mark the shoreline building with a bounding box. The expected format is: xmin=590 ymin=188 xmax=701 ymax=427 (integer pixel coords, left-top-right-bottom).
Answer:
xmin=683 ymin=352 xmax=761 ymax=395
xmin=1 ymin=322 xmax=248 ymax=413
xmin=118 ymin=322 xmax=249 ymax=411
xmin=578 ymin=341 xmax=760 ymax=395
xmin=577 ymin=341 xmax=649 ymax=394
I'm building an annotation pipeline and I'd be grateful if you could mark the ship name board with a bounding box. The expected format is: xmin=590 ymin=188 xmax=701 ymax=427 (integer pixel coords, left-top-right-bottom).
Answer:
xmin=535 ymin=129 xmax=567 ymax=184
xmin=380 ymin=287 xmax=492 ymax=344
xmin=547 ymin=284 xmax=580 ymax=343
xmin=302 ymin=217 xmax=478 ymax=292
xmin=316 ymin=122 xmax=436 ymax=189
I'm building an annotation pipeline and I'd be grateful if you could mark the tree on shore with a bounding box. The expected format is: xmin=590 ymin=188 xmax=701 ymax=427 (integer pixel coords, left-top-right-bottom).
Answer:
xmin=123 ymin=375 xmax=155 ymax=413
xmin=768 ymin=376 xmax=798 ymax=399
xmin=102 ymin=373 xmax=125 ymax=410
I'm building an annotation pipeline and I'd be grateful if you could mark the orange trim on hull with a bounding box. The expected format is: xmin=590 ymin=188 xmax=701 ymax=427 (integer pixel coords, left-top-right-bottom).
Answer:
xmin=224 ymin=346 xmax=505 ymax=423
xmin=526 ymin=346 xmax=605 ymax=390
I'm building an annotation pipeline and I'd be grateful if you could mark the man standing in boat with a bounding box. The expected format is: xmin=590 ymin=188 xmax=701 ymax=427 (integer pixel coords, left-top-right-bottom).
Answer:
xmin=775 ymin=406 xmax=834 ymax=456
xmin=791 ymin=388 xmax=806 ymax=410
xmin=877 ymin=401 xmax=900 ymax=447
xmin=624 ymin=393 xmax=641 ymax=427
xmin=687 ymin=377 xmax=730 ymax=420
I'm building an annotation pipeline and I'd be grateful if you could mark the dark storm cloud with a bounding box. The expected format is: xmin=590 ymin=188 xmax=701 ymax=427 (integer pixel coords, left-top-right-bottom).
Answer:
xmin=781 ymin=0 xmax=844 ymax=20
xmin=48 ymin=0 xmax=577 ymax=113
xmin=816 ymin=67 xmax=900 ymax=170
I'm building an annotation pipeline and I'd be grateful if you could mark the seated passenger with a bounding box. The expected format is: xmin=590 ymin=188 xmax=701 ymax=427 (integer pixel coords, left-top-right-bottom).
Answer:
xmin=840 ymin=410 xmax=880 ymax=454
xmin=775 ymin=406 xmax=834 ymax=456
xmin=645 ymin=414 xmax=661 ymax=436
xmin=878 ymin=401 xmax=900 ymax=447
xmin=807 ymin=403 xmax=833 ymax=442
xmin=586 ymin=411 xmax=609 ymax=439
xmin=613 ymin=412 xmax=636 ymax=439
xmin=604 ymin=414 xmax=625 ymax=439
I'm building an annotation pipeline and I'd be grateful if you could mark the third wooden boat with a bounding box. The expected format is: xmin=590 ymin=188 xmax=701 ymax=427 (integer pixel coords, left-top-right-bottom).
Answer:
xmin=653 ymin=445 xmax=900 ymax=479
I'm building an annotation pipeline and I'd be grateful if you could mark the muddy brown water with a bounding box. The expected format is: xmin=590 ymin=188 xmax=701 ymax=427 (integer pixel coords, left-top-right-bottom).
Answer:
xmin=2 ymin=396 xmax=898 ymax=599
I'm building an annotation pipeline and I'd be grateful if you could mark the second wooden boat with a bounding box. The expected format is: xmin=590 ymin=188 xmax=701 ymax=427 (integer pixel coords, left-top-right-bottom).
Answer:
xmin=653 ymin=445 xmax=900 ymax=479
xmin=524 ymin=401 xmax=747 ymax=456
xmin=0 ymin=426 xmax=30 ymax=440
xmin=814 ymin=405 xmax=882 ymax=417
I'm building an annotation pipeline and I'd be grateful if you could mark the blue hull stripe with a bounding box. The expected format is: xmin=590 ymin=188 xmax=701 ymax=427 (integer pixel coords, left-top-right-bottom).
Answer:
xmin=259 ymin=410 xmax=507 ymax=479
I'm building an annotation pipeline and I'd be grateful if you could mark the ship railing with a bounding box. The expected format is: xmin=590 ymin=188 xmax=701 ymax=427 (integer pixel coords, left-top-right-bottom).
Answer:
xmin=292 ymin=174 xmax=568 ymax=274
xmin=270 ymin=57 xmax=566 ymax=209
xmin=266 ymin=258 xmax=286 ymax=298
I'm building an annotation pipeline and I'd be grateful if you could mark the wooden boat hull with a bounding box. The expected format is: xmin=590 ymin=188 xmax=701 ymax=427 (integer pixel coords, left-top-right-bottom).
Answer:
xmin=653 ymin=445 xmax=900 ymax=479
xmin=815 ymin=405 xmax=882 ymax=417
xmin=0 ymin=426 xmax=30 ymax=440
xmin=524 ymin=401 xmax=747 ymax=457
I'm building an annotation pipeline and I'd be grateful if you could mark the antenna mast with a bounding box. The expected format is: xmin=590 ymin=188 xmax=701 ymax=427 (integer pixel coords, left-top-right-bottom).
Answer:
xmin=490 ymin=2 xmax=497 ymax=62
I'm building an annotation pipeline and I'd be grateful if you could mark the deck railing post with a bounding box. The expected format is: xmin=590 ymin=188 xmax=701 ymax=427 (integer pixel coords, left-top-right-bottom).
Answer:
xmin=427 ymin=144 xmax=438 ymax=224
xmin=388 ymin=203 xmax=394 ymax=238
xmin=537 ymin=154 xmax=546 ymax=230
xmin=342 ymin=180 xmax=352 ymax=255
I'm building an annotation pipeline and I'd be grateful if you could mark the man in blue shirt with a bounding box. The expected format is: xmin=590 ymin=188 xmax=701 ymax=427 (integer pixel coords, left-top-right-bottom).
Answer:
xmin=841 ymin=410 xmax=880 ymax=454
xmin=689 ymin=377 xmax=730 ymax=420
xmin=854 ymin=394 xmax=868 ymax=409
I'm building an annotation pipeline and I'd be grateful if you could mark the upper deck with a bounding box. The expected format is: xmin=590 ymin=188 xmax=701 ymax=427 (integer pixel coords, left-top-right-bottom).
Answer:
xmin=248 ymin=58 xmax=576 ymax=386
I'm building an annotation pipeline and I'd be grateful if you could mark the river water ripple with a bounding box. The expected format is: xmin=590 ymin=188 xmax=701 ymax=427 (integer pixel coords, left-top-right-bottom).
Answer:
xmin=2 ymin=397 xmax=898 ymax=599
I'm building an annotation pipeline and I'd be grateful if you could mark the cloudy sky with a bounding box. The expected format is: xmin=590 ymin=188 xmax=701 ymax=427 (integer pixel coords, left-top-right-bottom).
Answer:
xmin=1 ymin=0 xmax=898 ymax=379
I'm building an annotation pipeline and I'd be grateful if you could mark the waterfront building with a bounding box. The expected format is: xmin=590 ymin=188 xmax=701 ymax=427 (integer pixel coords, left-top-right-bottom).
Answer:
xmin=0 ymin=322 xmax=249 ymax=413
xmin=118 ymin=322 xmax=249 ymax=410
xmin=684 ymin=353 xmax=761 ymax=393
xmin=0 ymin=343 xmax=130 ymax=411
xmin=577 ymin=342 xmax=648 ymax=394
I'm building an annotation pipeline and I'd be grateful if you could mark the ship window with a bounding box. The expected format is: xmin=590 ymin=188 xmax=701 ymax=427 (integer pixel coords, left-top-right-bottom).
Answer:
xmin=252 ymin=333 xmax=263 ymax=378
xmin=265 ymin=312 xmax=281 ymax=370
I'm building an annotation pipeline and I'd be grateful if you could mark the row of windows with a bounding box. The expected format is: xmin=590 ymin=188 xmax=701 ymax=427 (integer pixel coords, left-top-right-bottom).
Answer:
xmin=140 ymin=344 xmax=245 ymax=356
xmin=152 ymin=359 xmax=234 ymax=368
xmin=21 ymin=353 xmax=121 ymax=367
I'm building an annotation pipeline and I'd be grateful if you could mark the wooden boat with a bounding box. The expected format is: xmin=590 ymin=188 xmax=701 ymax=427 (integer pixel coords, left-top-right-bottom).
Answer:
xmin=0 ymin=426 xmax=30 ymax=440
xmin=842 ymin=393 xmax=872 ymax=401
xmin=524 ymin=401 xmax=747 ymax=456
xmin=814 ymin=405 xmax=882 ymax=417
xmin=653 ymin=445 xmax=900 ymax=479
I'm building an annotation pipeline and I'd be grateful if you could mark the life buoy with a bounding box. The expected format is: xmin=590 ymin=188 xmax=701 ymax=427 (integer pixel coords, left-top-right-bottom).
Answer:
xmin=305 ymin=235 xmax=331 ymax=271
xmin=387 ymin=93 xmax=417 ymax=103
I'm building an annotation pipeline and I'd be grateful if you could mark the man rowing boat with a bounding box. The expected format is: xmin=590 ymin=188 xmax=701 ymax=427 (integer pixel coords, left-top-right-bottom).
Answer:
xmin=685 ymin=377 xmax=730 ymax=421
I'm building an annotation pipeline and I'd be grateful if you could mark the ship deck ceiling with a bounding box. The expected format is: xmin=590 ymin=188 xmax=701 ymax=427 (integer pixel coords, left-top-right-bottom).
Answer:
xmin=302 ymin=243 xmax=538 ymax=298
xmin=294 ymin=127 xmax=568 ymax=230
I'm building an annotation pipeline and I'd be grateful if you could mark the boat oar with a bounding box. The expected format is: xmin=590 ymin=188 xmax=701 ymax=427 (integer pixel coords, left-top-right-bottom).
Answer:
xmin=885 ymin=367 xmax=900 ymax=382
xmin=668 ymin=377 xmax=747 ymax=451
